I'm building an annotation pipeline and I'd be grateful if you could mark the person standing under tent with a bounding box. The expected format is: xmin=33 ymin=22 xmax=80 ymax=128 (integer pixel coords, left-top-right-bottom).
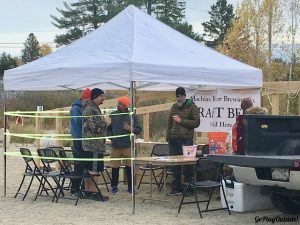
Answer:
xmin=107 ymin=96 xmax=141 ymax=194
xmin=166 ymin=87 xmax=200 ymax=196
xmin=69 ymin=88 xmax=91 ymax=198
xmin=82 ymin=88 xmax=111 ymax=201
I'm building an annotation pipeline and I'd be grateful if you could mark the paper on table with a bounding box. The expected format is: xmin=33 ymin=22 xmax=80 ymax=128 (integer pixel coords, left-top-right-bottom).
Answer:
xmin=152 ymin=156 xmax=169 ymax=160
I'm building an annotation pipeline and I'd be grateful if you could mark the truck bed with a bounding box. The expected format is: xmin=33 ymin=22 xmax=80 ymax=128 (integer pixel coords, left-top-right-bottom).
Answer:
xmin=207 ymin=154 xmax=300 ymax=168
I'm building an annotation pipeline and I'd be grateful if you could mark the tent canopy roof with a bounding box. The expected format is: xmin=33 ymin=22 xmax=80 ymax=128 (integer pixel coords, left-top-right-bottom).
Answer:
xmin=4 ymin=5 xmax=262 ymax=91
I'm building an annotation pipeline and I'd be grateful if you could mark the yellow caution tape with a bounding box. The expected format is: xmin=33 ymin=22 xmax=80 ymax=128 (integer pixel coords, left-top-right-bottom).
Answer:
xmin=4 ymin=132 xmax=133 ymax=141
xmin=3 ymin=152 xmax=134 ymax=161
xmin=5 ymin=111 xmax=133 ymax=118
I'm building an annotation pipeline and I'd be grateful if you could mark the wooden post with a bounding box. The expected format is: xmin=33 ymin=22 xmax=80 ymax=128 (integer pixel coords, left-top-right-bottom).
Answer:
xmin=35 ymin=111 xmax=41 ymax=168
xmin=271 ymin=94 xmax=279 ymax=115
xmin=298 ymin=94 xmax=300 ymax=115
xmin=55 ymin=112 xmax=63 ymax=147
xmin=143 ymin=113 xmax=150 ymax=142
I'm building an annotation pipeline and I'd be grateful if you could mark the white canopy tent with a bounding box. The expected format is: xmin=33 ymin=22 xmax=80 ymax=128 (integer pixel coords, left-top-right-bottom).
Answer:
xmin=4 ymin=5 xmax=262 ymax=91
xmin=3 ymin=5 xmax=262 ymax=213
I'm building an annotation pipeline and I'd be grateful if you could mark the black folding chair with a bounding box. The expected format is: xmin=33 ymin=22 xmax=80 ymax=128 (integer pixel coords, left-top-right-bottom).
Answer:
xmin=137 ymin=144 xmax=170 ymax=190
xmin=34 ymin=148 xmax=63 ymax=202
xmin=97 ymin=166 xmax=112 ymax=192
xmin=55 ymin=149 xmax=86 ymax=205
xmin=178 ymin=158 xmax=231 ymax=218
xmin=14 ymin=148 xmax=45 ymax=200
xmin=56 ymin=149 xmax=108 ymax=204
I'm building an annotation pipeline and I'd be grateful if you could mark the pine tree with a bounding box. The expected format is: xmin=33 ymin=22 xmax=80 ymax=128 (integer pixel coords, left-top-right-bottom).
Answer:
xmin=21 ymin=33 xmax=41 ymax=63
xmin=154 ymin=0 xmax=186 ymax=24
xmin=51 ymin=0 xmax=201 ymax=45
xmin=202 ymin=0 xmax=235 ymax=48
xmin=0 ymin=53 xmax=19 ymax=79
xmin=51 ymin=0 xmax=144 ymax=46
xmin=153 ymin=0 xmax=201 ymax=41
xmin=172 ymin=22 xmax=202 ymax=41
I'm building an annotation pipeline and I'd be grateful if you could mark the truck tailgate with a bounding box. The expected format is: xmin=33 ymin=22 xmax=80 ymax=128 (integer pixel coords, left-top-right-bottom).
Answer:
xmin=207 ymin=154 xmax=300 ymax=168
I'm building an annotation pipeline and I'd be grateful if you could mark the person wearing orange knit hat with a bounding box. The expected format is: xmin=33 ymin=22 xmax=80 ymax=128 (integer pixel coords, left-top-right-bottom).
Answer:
xmin=117 ymin=96 xmax=130 ymax=108
xmin=107 ymin=96 xmax=141 ymax=194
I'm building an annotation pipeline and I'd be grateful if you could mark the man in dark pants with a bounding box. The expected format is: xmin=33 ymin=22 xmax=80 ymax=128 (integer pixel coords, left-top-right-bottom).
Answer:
xmin=82 ymin=88 xmax=111 ymax=201
xmin=69 ymin=88 xmax=91 ymax=197
xmin=107 ymin=96 xmax=141 ymax=194
xmin=166 ymin=87 xmax=200 ymax=195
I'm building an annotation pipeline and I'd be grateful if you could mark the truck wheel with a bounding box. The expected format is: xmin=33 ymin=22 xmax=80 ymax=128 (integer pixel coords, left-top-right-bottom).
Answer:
xmin=271 ymin=194 xmax=300 ymax=215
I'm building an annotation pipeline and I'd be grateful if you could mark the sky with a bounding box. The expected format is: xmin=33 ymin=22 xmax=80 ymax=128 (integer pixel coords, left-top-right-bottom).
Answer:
xmin=0 ymin=0 xmax=239 ymax=56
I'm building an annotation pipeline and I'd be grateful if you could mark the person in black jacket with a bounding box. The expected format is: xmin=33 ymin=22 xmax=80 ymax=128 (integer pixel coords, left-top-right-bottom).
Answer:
xmin=107 ymin=96 xmax=141 ymax=194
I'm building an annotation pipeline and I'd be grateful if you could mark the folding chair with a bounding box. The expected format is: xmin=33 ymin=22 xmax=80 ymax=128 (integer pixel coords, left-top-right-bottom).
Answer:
xmin=14 ymin=148 xmax=44 ymax=200
xmin=57 ymin=149 xmax=108 ymax=204
xmin=55 ymin=149 xmax=85 ymax=205
xmin=34 ymin=148 xmax=63 ymax=202
xmin=178 ymin=158 xmax=231 ymax=218
xmin=97 ymin=166 xmax=112 ymax=192
xmin=137 ymin=144 xmax=170 ymax=189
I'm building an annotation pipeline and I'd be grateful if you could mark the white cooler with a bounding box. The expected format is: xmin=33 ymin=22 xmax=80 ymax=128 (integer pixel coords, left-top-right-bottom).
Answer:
xmin=221 ymin=180 xmax=273 ymax=212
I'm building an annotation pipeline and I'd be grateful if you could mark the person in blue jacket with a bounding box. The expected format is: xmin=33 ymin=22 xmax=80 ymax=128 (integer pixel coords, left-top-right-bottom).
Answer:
xmin=69 ymin=88 xmax=91 ymax=197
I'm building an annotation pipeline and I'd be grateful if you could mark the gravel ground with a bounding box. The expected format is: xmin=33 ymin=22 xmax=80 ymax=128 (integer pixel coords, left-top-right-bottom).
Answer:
xmin=0 ymin=144 xmax=293 ymax=225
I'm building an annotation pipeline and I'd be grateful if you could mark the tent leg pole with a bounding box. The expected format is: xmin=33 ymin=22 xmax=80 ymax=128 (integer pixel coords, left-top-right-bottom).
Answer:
xmin=130 ymin=81 xmax=136 ymax=215
xmin=3 ymin=90 xmax=7 ymax=197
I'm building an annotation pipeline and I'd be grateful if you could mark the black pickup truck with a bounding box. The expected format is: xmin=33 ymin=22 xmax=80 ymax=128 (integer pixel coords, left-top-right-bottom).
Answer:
xmin=208 ymin=115 xmax=300 ymax=214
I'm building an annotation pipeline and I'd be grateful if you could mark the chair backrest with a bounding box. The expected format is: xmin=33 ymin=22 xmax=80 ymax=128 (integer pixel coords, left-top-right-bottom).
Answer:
xmin=202 ymin=144 xmax=209 ymax=154
xmin=38 ymin=148 xmax=61 ymax=171
xmin=59 ymin=149 xmax=74 ymax=172
xmin=20 ymin=148 xmax=40 ymax=172
xmin=20 ymin=148 xmax=34 ymax=163
xmin=46 ymin=146 xmax=64 ymax=154
xmin=194 ymin=158 xmax=221 ymax=181
xmin=151 ymin=144 xmax=170 ymax=156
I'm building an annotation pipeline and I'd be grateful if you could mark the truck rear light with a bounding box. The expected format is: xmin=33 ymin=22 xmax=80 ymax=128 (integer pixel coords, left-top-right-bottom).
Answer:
xmin=293 ymin=160 xmax=300 ymax=168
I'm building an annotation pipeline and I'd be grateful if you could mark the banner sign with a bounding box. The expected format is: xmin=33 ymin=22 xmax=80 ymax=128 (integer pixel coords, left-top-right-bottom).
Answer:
xmin=186 ymin=89 xmax=261 ymax=132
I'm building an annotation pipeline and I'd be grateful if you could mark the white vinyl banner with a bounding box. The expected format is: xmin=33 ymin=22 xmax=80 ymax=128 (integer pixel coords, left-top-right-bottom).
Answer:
xmin=186 ymin=89 xmax=261 ymax=132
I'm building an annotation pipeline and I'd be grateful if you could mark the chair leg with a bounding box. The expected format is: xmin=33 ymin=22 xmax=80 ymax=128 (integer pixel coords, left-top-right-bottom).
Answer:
xmin=178 ymin=186 xmax=187 ymax=213
xmin=52 ymin=176 xmax=62 ymax=202
xmin=35 ymin=176 xmax=58 ymax=201
xmin=55 ymin=177 xmax=66 ymax=203
xmin=35 ymin=176 xmax=49 ymax=195
xmin=158 ymin=171 xmax=169 ymax=192
xmin=205 ymin=187 xmax=215 ymax=211
xmin=40 ymin=179 xmax=49 ymax=196
xmin=137 ymin=170 xmax=146 ymax=189
xmin=34 ymin=177 xmax=44 ymax=201
xmin=22 ymin=175 xmax=35 ymax=201
xmin=105 ymin=168 xmax=112 ymax=182
xmin=220 ymin=184 xmax=231 ymax=215
xmin=90 ymin=175 xmax=105 ymax=202
xmin=193 ymin=189 xmax=203 ymax=218
xmin=158 ymin=172 xmax=164 ymax=192
xmin=100 ymin=171 xmax=110 ymax=192
xmin=151 ymin=169 xmax=160 ymax=188
xmin=75 ymin=176 xmax=85 ymax=206
xmin=14 ymin=175 xmax=26 ymax=198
